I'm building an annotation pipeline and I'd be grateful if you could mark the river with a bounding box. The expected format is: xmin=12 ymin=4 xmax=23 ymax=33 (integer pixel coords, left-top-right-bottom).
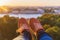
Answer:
xmin=0 ymin=14 xmax=42 ymax=18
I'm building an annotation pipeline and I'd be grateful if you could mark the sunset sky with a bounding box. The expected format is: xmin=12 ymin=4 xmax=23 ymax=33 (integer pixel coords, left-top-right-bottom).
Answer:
xmin=0 ymin=0 xmax=60 ymax=6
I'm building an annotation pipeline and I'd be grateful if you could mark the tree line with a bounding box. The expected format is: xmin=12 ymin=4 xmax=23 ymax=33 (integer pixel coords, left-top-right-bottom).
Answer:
xmin=37 ymin=13 xmax=60 ymax=40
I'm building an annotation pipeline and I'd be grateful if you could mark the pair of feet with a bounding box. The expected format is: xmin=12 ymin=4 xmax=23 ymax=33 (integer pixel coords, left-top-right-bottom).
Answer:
xmin=16 ymin=18 xmax=53 ymax=40
xmin=17 ymin=18 xmax=44 ymax=34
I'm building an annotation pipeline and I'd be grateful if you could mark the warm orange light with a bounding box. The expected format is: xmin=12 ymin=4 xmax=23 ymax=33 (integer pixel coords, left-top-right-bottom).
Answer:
xmin=0 ymin=6 xmax=8 ymax=12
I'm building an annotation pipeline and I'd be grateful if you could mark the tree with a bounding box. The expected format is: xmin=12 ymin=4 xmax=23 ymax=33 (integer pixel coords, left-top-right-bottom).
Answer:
xmin=46 ymin=26 xmax=60 ymax=40
xmin=43 ymin=24 xmax=51 ymax=30
xmin=0 ymin=15 xmax=19 ymax=40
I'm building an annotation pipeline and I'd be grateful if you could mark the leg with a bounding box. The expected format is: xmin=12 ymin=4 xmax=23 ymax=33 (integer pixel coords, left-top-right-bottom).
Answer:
xmin=22 ymin=30 xmax=32 ymax=40
xmin=37 ymin=30 xmax=53 ymax=40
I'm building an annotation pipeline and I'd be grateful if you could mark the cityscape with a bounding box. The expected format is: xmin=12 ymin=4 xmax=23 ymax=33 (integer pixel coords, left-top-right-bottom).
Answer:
xmin=0 ymin=6 xmax=60 ymax=18
xmin=0 ymin=6 xmax=60 ymax=14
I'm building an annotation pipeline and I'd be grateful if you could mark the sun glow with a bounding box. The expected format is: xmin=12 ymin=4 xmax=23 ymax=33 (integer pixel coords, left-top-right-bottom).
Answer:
xmin=0 ymin=0 xmax=10 ymax=6
xmin=0 ymin=0 xmax=60 ymax=6
xmin=0 ymin=6 xmax=8 ymax=12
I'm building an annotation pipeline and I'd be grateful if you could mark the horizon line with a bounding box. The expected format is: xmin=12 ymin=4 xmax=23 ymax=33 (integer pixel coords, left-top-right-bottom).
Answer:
xmin=0 ymin=5 xmax=60 ymax=7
